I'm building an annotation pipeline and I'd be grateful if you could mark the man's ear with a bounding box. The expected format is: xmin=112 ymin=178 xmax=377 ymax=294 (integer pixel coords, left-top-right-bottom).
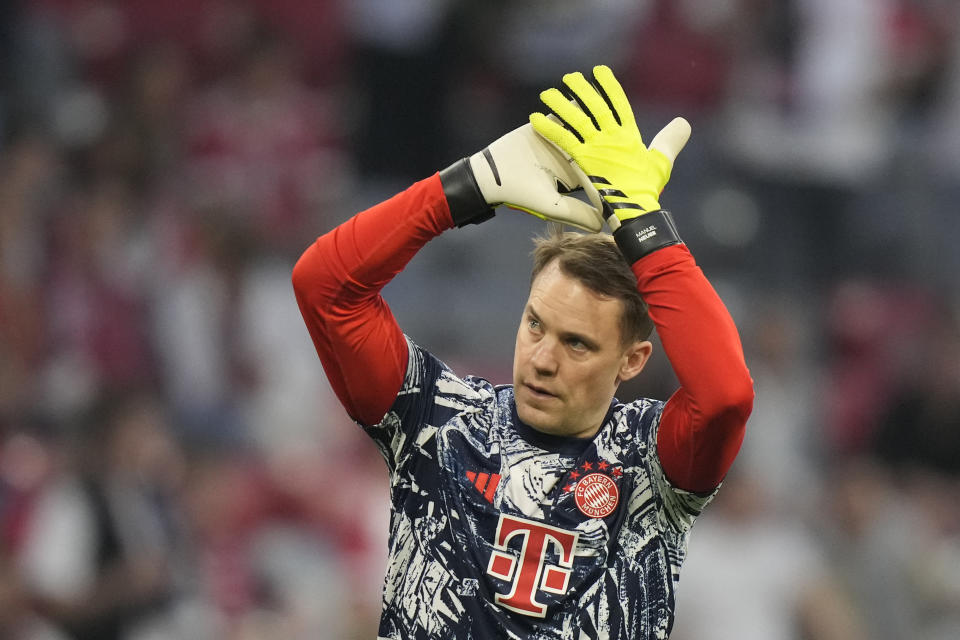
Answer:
xmin=618 ymin=340 xmax=653 ymax=383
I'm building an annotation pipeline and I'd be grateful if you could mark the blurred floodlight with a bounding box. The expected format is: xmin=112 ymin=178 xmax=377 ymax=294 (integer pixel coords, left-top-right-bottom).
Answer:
xmin=53 ymin=85 xmax=108 ymax=147
xmin=699 ymin=185 xmax=760 ymax=248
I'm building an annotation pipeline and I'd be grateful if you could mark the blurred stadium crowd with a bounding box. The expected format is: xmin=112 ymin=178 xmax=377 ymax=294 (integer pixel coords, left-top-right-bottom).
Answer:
xmin=0 ymin=0 xmax=958 ymax=638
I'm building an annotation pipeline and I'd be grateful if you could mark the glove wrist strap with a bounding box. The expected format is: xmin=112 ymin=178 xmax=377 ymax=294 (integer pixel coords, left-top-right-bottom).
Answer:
xmin=613 ymin=210 xmax=683 ymax=263
xmin=439 ymin=159 xmax=496 ymax=227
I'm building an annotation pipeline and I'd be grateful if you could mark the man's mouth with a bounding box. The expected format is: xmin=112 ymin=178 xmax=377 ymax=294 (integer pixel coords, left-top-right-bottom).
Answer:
xmin=524 ymin=382 xmax=558 ymax=399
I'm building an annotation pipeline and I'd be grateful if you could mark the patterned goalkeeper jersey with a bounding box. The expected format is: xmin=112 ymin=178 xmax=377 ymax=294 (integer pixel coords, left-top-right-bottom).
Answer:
xmin=365 ymin=337 xmax=715 ymax=640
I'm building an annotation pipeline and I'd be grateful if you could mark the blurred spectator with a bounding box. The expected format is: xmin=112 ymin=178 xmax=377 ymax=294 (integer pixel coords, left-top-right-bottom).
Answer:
xmin=346 ymin=0 xmax=463 ymax=183
xmin=736 ymin=295 xmax=822 ymax=512
xmin=259 ymin=439 xmax=390 ymax=637
xmin=112 ymin=41 xmax=191 ymax=192
xmin=169 ymin=444 xmax=367 ymax=639
xmin=623 ymin=0 xmax=739 ymax=114
xmin=821 ymin=278 xmax=938 ymax=455
xmin=718 ymin=0 xmax=904 ymax=285
xmin=149 ymin=206 xmax=256 ymax=442
xmin=173 ymin=448 xmax=274 ymax=637
xmin=2 ymin=2 xmax=75 ymax=142
xmin=873 ymin=303 xmax=960 ymax=477
xmin=233 ymin=252 xmax=348 ymax=457
xmin=185 ymin=26 xmax=348 ymax=254
xmin=0 ymin=135 xmax=61 ymax=419
xmin=0 ymin=416 xmax=61 ymax=638
xmin=922 ymin=2 xmax=960 ymax=286
xmin=480 ymin=0 xmax=646 ymax=135
xmin=671 ymin=470 xmax=865 ymax=640
xmin=41 ymin=178 xmax=157 ymax=420
xmin=16 ymin=391 xmax=185 ymax=640
xmin=0 ymin=0 xmax=16 ymax=138
xmin=820 ymin=458 xmax=960 ymax=640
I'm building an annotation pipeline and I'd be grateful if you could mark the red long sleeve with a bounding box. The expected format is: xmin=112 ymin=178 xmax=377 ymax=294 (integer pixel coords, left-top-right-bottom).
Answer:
xmin=633 ymin=245 xmax=754 ymax=493
xmin=291 ymin=174 xmax=454 ymax=425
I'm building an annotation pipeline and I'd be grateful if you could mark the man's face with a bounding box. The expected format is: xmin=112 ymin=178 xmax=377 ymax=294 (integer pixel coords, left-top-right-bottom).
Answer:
xmin=512 ymin=260 xmax=651 ymax=439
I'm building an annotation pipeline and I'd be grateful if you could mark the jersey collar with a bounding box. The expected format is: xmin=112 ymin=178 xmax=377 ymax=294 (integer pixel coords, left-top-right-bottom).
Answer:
xmin=510 ymin=394 xmax=618 ymax=456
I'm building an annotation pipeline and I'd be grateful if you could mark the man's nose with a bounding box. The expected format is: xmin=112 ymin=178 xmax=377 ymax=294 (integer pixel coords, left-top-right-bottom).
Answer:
xmin=530 ymin=337 xmax=559 ymax=376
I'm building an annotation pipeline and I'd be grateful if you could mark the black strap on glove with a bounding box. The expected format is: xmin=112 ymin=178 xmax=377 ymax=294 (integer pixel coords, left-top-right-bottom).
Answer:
xmin=613 ymin=210 xmax=683 ymax=263
xmin=439 ymin=159 xmax=496 ymax=227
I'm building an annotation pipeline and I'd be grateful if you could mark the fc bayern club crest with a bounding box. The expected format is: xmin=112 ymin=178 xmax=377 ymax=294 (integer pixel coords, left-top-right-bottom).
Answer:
xmin=574 ymin=473 xmax=619 ymax=518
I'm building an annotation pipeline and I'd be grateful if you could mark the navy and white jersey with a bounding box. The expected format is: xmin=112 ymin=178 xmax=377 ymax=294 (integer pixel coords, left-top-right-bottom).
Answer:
xmin=363 ymin=337 xmax=716 ymax=640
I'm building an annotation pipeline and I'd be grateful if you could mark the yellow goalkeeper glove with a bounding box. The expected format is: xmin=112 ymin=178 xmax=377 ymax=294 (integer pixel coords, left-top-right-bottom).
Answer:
xmin=530 ymin=65 xmax=691 ymax=260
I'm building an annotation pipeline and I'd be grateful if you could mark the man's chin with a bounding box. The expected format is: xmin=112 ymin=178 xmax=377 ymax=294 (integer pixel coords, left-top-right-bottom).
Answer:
xmin=516 ymin=402 xmax=561 ymax=435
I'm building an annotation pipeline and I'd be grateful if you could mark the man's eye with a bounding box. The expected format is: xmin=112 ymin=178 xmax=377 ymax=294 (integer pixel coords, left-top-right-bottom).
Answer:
xmin=528 ymin=319 xmax=541 ymax=331
xmin=567 ymin=338 xmax=587 ymax=351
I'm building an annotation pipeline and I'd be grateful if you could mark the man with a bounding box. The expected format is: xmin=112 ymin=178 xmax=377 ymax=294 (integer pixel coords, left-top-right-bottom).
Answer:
xmin=293 ymin=66 xmax=753 ymax=639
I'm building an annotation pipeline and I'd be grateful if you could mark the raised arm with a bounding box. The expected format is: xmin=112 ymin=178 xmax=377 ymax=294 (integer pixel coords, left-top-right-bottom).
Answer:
xmin=633 ymin=245 xmax=753 ymax=492
xmin=293 ymin=122 xmax=606 ymax=425
xmin=292 ymin=175 xmax=453 ymax=425
xmin=531 ymin=65 xmax=753 ymax=492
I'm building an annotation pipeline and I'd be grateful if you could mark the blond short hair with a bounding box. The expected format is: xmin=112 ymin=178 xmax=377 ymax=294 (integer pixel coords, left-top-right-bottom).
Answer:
xmin=531 ymin=228 xmax=654 ymax=344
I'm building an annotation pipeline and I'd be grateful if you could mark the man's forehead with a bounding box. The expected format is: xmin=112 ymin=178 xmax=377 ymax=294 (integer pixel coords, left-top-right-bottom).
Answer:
xmin=526 ymin=264 xmax=623 ymax=333
xmin=530 ymin=261 xmax=612 ymax=302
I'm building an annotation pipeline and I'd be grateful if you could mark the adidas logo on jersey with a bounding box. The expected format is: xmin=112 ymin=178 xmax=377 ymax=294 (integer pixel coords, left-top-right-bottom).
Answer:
xmin=466 ymin=471 xmax=501 ymax=503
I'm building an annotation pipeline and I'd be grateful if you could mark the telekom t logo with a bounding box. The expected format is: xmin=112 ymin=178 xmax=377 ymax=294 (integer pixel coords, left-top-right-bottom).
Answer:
xmin=486 ymin=514 xmax=579 ymax=617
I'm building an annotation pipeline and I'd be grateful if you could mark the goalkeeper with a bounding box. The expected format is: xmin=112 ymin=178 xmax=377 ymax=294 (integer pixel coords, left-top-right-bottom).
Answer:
xmin=293 ymin=65 xmax=753 ymax=640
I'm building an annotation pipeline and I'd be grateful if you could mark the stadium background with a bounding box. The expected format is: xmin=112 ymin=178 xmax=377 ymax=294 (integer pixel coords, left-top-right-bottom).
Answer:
xmin=0 ymin=1 xmax=958 ymax=638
